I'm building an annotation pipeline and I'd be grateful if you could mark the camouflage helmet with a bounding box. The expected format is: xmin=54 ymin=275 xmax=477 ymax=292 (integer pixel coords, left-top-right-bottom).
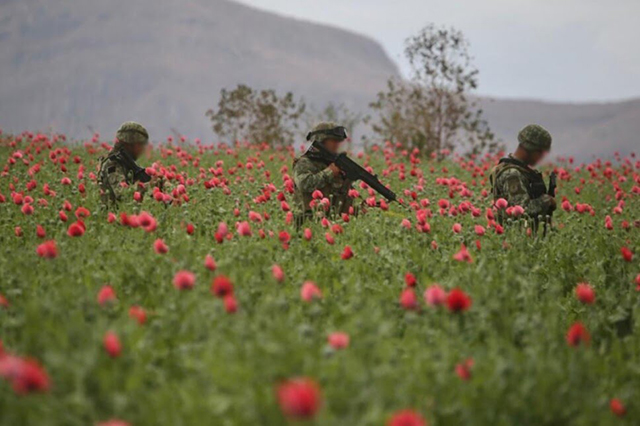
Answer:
xmin=518 ymin=124 xmax=552 ymax=152
xmin=306 ymin=122 xmax=347 ymax=144
xmin=115 ymin=121 xmax=149 ymax=145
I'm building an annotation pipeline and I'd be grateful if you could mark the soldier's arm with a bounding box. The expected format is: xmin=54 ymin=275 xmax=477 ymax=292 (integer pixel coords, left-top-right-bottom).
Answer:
xmin=103 ymin=164 xmax=131 ymax=203
xmin=502 ymin=170 xmax=553 ymax=218
xmin=293 ymin=159 xmax=334 ymax=193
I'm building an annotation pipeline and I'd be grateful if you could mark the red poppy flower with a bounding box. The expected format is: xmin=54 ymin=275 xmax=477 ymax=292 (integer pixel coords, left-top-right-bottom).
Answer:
xmin=455 ymin=358 xmax=474 ymax=381
xmin=400 ymin=288 xmax=418 ymax=310
xmin=279 ymin=231 xmax=291 ymax=243
xmin=301 ymin=282 xmax=322 ymax=302
xmin=303 ymin=228 xmax=313 ymax=241
xmin=424 ymin=284 xmax=446 ymax=306
xmin=67 ymin=222 xmax=84 ymax=237
xmin=223 ymin=295 xmax=238 ymax=313
xmin=204 ymin=254 xmax=217 ymax=271
xmin=446 ymin=288 xmax=471 ymax=313
xmin=97 ymin=420 xmax=130 ymax=426
xmin=341 ymin=246 xmax=354 ymax=260
xmin=610 ymin=399 xmax=626 ymax=417
xmin=272 ymin=265 xmax=285 ymax=282
xmin=128 ymin=306 xmax=147 ymax=325
xmin=237 ymin=221 xmax=252 ymax=236
xmin=495 ymin=198 xmax=508 ymax=209
xmin=153 ymin=239 xmax=169 ymax=254
xmin=103 ymin=331 xmax=122 ymax=358
xmin=575 ymin=283 xmax=595 ymax=304
xmin=36 ymin=240 xmax=58 ymax=259
xmin=387 ymin=410 xmax=426 ymax=426
xmin=0 ymin=354 xmax=50 ymax=394
xmin=327 ymin=332 xmax=350 ymax=349
xmin=173 ymin=270 xmax=196 ymax=290
xmin=404 ymin=273 xmax=417 ymax=287
xmin=211 ymin=275 xmax=234 ymax=297
xmin=97 ymin=285 xmax=116 ymax=306
xmin=276 ymin=378 xmax=322 ymax=420
xmin=566 ymin=322 xmax=590 ymax=346
xmin=453 ymin=244 xmax=473 ymax=263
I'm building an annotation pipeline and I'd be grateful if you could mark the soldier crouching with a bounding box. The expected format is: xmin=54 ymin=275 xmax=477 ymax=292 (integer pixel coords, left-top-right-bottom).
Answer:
xmin=293 ymin=122 xmax=353 ymax=224
xmin=98 ymin=121 xmax=156 ymax=207
xmin=490 ymin=124 xmax=557 ymax=230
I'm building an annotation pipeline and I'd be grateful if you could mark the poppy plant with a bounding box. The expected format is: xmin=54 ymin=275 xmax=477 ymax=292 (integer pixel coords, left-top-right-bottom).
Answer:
xmin=36 ymin=240 xmax=58 ymax=259
xmin=575 ymin=283 xmax=595 ymax=304
xmin=566 ymin=322 xmax=590 ymax=347
xmin=103 ymin=331 xmax=122 ymax=358
xmin=211 ymin=275 xmax=234 ymax=297
xmin=387 ymin=410 xmax=426 ymax=426
xmin=276 ymin=377 xmax=322 ymax=420
xmin=173 ymin=270 xmax=196 ymax=290
xmin=301 ymin=282 xmax=322 ymax=302
xmin=327 ymin=332 xmax=350 ymax=349
xmin=446 ymin=288 xmax=472 ymax=312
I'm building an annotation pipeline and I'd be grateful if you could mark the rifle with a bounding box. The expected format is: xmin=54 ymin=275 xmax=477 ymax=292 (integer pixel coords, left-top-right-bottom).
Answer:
xmin=543 ymin=171 xmax=557 ymax=236
xmin=117 ymin=150 xmax=152 ymax=183
xmin=312 ymin=142 xmax=398 ymax=203
xmin=548 ymin=171 xmax=557 ymax=197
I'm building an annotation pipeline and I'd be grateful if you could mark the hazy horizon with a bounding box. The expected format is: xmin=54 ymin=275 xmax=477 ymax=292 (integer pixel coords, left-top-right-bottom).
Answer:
xmin=236 ymin=0 xmax=640 ymax=103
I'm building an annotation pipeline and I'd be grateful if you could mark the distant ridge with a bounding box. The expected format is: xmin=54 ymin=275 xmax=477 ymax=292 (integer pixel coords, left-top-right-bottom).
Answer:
xmin=479 ymin=97 xmax=640 ymax=159
xmin=0 ymin=0 xmax=398 ymax=140
xmin=0 ymin=0 xmax=638 ymax=159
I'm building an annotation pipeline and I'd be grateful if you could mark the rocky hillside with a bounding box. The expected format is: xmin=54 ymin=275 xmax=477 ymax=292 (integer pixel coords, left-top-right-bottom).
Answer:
xmin=0 ymin=0 xmax=398 ymax=140
xmin=480 ymin=97 xmax=640 ymax=159
xmin=0 ymin=0 xmax=638 ymax=159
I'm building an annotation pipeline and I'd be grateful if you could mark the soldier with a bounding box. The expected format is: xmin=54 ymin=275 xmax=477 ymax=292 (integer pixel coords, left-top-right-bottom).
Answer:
xmin=98 ymin=121 xmax=154 ymax=206
xmin=293 ymin=122 xmax=353 ymax=221
xmin=490 ymin=124 xmax=557 ymax=227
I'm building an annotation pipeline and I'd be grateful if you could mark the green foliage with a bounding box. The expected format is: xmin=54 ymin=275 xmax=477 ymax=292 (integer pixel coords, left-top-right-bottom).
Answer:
xmin=0 ymin=135 xmax=638 ymax=425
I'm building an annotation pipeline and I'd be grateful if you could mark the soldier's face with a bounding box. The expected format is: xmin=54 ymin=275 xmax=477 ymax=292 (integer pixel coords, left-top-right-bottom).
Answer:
xmin=130 ymin=143 xmax=146 ymax=159
xmin=323 ymin=139 xmax=342 ymax=154
xmin=529 ymin=150 xmax=547 ymax=166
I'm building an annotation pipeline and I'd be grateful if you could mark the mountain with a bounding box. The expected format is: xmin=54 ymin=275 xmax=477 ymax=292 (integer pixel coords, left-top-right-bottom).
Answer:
xmin=0 ymin=0 xmax=398 ymax=140
xmin=480 ymin=97 xmax=640 ymax=159
xmin=0 ymin=0 xmax=638 ymax=160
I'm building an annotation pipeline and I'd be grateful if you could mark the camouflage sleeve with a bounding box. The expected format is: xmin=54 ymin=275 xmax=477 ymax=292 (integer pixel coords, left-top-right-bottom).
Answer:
xmin=500 ymin=169 xmax=553 ymax=218
xmin=293 ymin=158 xmax=334 ymax=193
xmin=100 ymin=162 xmax=131 ymax=203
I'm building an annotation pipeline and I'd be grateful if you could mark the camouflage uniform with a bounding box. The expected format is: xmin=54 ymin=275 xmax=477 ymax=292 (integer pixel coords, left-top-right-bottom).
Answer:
xmin=293 ymin=122 xmax=353 ymax=219
xmin=98 ymin=122 xmax=150 ymax=206
xmin=490 ymin=124 xmax=555 ymax=224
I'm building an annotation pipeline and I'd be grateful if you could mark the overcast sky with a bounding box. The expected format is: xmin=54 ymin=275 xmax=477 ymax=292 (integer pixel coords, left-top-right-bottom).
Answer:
xmin=236 ymin=0 xmax=640 ymax=103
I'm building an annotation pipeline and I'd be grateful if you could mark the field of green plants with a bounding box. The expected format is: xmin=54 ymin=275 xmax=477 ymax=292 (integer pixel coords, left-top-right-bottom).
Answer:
xmin=0 ymin=132 xmax=638 ymax=425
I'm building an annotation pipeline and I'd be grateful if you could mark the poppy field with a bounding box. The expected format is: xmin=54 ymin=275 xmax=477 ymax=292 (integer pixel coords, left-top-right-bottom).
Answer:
xmin=0 ymin=132 xmax=639 ymax=425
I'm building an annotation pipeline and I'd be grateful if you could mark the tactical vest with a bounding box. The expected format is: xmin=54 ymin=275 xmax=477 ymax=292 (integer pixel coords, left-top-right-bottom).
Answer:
xmin=292 ymin=155 xmax=352 ymax=216
xmin=491 ymin=157 xmax=547 ymax=199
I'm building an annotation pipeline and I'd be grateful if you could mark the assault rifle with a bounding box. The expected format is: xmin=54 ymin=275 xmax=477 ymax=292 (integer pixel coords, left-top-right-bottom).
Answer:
xmin=117 ymin=150 xmax=152 ymax=183
xmin=312 ymin=142 xmax=398 ymax=203
xmin=544 ymin=171 xmax=558 ymax=236
xmin=548 ymin=171 xmax=557 ymax=198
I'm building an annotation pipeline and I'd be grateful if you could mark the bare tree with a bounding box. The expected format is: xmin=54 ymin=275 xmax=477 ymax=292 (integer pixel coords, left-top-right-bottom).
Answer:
xmin=370 ymin=24 xmax=500 ymax=155
xmin=206 ymin=85 xmax=306 ymax=146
